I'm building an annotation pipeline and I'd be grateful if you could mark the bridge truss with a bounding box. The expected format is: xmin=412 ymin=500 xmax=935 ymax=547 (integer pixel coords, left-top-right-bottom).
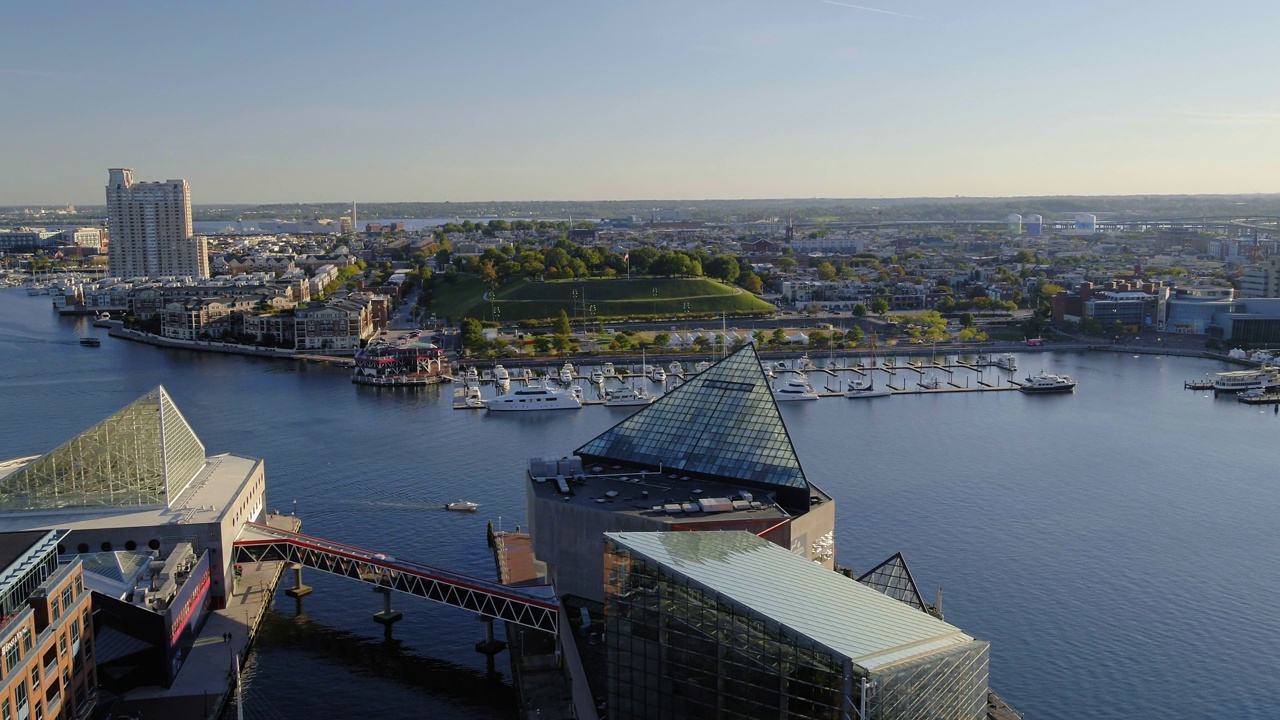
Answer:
xmin=233 ymin=522 xmax=559 ymax=635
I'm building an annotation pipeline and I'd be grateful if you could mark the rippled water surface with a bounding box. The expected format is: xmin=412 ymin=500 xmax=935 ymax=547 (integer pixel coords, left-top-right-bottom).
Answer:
xmin=2 ymin=290 xmax=1277 ymax=719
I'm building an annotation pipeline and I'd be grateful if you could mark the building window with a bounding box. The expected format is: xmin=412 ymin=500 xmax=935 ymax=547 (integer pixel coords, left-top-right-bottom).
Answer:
xmin=30 ymin=667 xmax=38 ymax=689
xmin=60 ymin=587 xmax=72 ymax=611
xmin=58 ymin=636 xmax=66 ymax=657
xmin=5 ymin=643 xmax=18 ymax=673
xmin=50 ymin=599 xmax=59 ymax=622
xmin=21 ymin=629 xmax=30 ymax=652
xmin=2 ymin=698 xmax=9 ymax=720
xmin=73 ymin=576 xmax=82 ymax=595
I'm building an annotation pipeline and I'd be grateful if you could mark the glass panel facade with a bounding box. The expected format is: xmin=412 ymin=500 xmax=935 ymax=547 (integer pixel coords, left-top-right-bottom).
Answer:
xmin=578 ymin=345 xmax=809 ymax=490
xmin=0 ymin=387 xmax=204 ymax=510
xmin=605 ymin=539 xmax=846 ymax=720
xmin=868 ymin=640 xmax=990 ymax=720
xmin=858 ymin=553 xmax=926 ymax=612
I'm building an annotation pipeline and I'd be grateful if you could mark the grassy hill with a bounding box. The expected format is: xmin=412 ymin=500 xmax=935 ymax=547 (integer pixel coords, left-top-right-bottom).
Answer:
xmin=431 ymin=277 xmax=774 ymax=323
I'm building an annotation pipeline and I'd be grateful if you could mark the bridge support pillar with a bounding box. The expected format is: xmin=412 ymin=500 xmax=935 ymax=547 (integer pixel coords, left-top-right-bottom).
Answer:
xmin=284 ymin=563 xmax=312 ymax=598
xmin=372 ymin=587 xmax=403 ymax=635
xmin=474 ymin=615 xmax=507 ymax=675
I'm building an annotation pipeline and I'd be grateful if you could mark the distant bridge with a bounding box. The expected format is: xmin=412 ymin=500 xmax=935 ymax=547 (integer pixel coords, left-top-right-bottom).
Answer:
xmin=790 ymin=215 xmax=1280 ymax=233
xmin=233 ymin=522 xmax=559 ymax=635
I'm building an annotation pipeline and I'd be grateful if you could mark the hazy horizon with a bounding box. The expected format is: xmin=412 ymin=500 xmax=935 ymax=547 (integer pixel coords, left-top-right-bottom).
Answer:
xmin=4 ymin=1 xmax=1279 ymax=205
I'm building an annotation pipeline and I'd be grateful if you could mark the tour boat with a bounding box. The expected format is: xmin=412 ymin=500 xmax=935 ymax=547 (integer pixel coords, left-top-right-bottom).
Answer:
xmin=1212 ymin=367 xmax=1280 ymax=393
xmin=445 ymin=500 xmax=480 ymax=512
xmin=486 ymin=383 xmax=583 ymax=412
xmin=1018 ymin=371 xmax=1077 ymax=394
xmin=604 ymin=385 xmax=656 ymax=407
xmin=773 ymin=376 xmax=819 ymax=402
xmin=994 ymin=354 xmax=1018 ymax=371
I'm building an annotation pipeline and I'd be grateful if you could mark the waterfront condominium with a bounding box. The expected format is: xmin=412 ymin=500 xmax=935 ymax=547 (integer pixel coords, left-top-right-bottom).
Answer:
xmin=106 ymin=168 xmax=209 ymax=279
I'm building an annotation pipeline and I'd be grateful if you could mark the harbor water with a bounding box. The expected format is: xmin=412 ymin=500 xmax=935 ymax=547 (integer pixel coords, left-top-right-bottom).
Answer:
xmin=1 ymin=289 xmax=1278 ymax=719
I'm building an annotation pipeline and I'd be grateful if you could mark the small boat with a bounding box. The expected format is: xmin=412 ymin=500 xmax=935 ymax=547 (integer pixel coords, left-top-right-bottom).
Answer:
xmin=590 ymin=369 xmax=605 ymax=384
xmin=79 ymin=337 xmax=101 ymax=347
xmin=694 ymin=361 xmax=711 ymax=374
xmin=1018 ymin=371 xmax=1077 ymax=394
xmin=846 ymin=375 xmax=891 ymax=399
xmin=761 ymin=362 xmax=776 ymax=379
xmin=995 ymin=354 xmax=1018 ymax=371
xmin=604 ymin=385 xmax=656 ymax=407
xmin=649 ymin=367 xmax=666 ymax=382
xmin=669 ymin=361 xmax=683 ymax=376
xmin=826 ymin=359 xmax=841 ymax=370
xmin=919 ymin=375 xmax=941 ymax=390
xmin=774 ymin=361 xmax=788 ymax=371
xmin=487 ymin=383 xmax=583 ymax=412
xmin=446 ymin=500 xmax=480 ymax=512
xmin=974 ymin=354 xmax=992 ymax=366
xmin=1238 ymin=388 xmax=1267 ymax=401
xmin=797 ymin=354 xmax=815 ymax=371
xmin=94 ymin=311 xmax=112 ymax=322
xmin=773 ymin=375 xmax=819 ymax=401
xmin=602 ymin=362 xmax=616 ymax=377
xmin=559 ymin=362 xmax=575 ymax=384
xmin=464 ymin=367 xmax=479 ymax=383
xmin=464 ymin=386 xmax=485 ymax=408
xmin=493 ymin=364 xmax=510 ymax=383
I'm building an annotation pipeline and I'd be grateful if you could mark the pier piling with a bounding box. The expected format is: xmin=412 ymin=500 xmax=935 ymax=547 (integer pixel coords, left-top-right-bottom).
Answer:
xmin=284 ymin=563 xmax=312 ymax=598
xmin=372 ymin=586 xmax=403 ymax=637
xmin=474 ymin=615 xmax=508 ymax=675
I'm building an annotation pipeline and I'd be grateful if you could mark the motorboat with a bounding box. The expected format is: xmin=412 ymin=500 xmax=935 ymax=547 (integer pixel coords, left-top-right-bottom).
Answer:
xmin=846 ymin=376 xmax=891 ymax=399
xmin=1018 ymin=371 xmax=1077 ymax=394
xmin=774 ymin=361 xmax=788 ymax=371
xmin=694 ymin=361 xmax=711 ymax=374
xmin=797 ymin=355 xmax=815 ymax=371
xmin=1238 ymin=388 xmax=1267 ymax=401
xmin=486 ymin=383 xmax=583 ymax=411
xmin=773 ymin=376 xmax=819 ymax=401
xmin=559 ymin=362 xmax=575 ymax=384
xmin=994 ymin=354 xmax=1018 ymax=371
xmin=78 ymin=337 xmax=101 ymax=347
xmin=602 ymin=362 xmax=616 ymax=377
xmin=649 ymin=366 xmax=666 ymax=382
xmin=974 ymin=354 xmax=992 ymax=366
xmin=919 ymin=375 xmax=942 ymax=390
xmin=1212 ymin=367 xmax=1280 ymax=393
xmin=464 ymin=386 xmax=485 ymax=408
xmin=604 ymin=385 xmax=656 ymax=407
xmin=464 ymin=367 xmax=479 ymax=383
xmin=826 ymin=359 xmax=841 ymax=370
xmin=590 ymin=369 xmax=605 ymax=384
xmin=445 ymin=500 xmax=480 ymax=512
xmin=669 ymin=361 xmax=683 ymax=376
xmin=761 ymin=362 xmax=776 ymax=379
xmin=493 ymin=364 xmax=510 ymax=383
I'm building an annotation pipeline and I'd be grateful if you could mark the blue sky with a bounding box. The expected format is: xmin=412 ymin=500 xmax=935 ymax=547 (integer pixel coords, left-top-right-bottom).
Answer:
xmin=3 ymin=0 xmax=1279 ymax=204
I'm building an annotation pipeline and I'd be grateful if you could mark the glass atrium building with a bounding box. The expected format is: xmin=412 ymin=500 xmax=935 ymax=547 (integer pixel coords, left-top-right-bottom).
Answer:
xmin=604 ymin=531 xmax=990 ymax=720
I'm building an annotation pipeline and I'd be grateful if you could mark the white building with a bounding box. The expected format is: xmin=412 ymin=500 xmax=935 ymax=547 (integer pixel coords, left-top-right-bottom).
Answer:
xmin=106 ymin=168 xmax=209 ymax=279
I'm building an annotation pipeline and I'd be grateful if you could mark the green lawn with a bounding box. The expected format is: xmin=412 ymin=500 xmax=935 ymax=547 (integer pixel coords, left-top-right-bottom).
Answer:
xmin=432 ymin=276 xmax=774 ymax=323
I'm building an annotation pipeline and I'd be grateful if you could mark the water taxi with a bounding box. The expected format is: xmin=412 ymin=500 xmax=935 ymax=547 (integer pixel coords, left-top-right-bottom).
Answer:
xmin=1212 ymin=367 xmax=1280 ymax=393
xmin=1018 ymin=371 xmax=1077 ymax=394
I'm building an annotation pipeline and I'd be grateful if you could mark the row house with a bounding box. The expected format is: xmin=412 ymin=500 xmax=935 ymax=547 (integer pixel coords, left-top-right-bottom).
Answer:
xmin=161 ymin=297 xmax=253 ymax=341
xmin=293 ymin=298 xmax=376 ymax=352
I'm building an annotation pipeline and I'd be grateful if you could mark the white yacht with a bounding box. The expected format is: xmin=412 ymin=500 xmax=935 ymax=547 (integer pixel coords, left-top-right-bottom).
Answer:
xmin=493 ymin=364 xmax=510 ymax=383
xmin=694 ymin=361 xmax=711 ymax=374
xmin=604 ymin=385 xmax=656 ymax=407
xmin=846 ymin=376 xmax=891 ymax=399
xmin=464 ymin=386 xmax=485 ymax=408
xmin=487 ymin=383 xmax=583 ymax=411
xmin=590 ymin=369 xmax=605 ymax=385
xmin=797 ymin=354 xmax=815 ymax=371
xmin=761 ymin=362 xmax=776 ymax=379
xmin=1018 ymin=371 xmax=1077 ymax=394
xmin=463 ymin=367 xmax=479 ymax=383
xmin=1212 ymin=367 xmax=1280 ymax=393
xmin=773 ymin=376 xmax=819 ymax=401
xmin=669 ymin=361 xmax=684 ymax=376
xmin=521 ymin=367 xmax=534 ymax=380
xmin=559 ymin=362 xmax=575 ymax=384
xmin=602 ymin=362 xmax=616 ymax=377
xmin=445 ymin=500 xmax=480 ymax=512
xmin=995 ymin=354 xmax=1018 ymax=371
xmin=649 ymin=366 xmax=666 ymax=383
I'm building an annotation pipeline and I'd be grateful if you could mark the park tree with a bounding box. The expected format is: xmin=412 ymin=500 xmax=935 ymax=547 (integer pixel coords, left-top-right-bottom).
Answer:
xmin=705 ymin=255 xmax=740 ymax=283
xmin=771 ymin=328 xmax=786 ymax=346
xmin=460 ymin=318 xmax=486 ymax=356
xmin=553 ymin=309 xmax=572 ymax=337
xmin=740 ymin=271 xmax=764 ymax=294
xmin=848 ymin=325 xmax=865 ymax=344
xmin=533 ymin=336 xmax=552 ymax=354
xmin=871 ymin=297 xmax=889 ymax=316
xmin=852 ymin=303 xmax=866 ymax=317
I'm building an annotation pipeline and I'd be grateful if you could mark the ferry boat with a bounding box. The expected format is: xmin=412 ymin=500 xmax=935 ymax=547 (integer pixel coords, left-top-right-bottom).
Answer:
xmin=487 ymin=384 xmax=583 ymax=412
xmin=78 ymin=337 xmax=101 ymax=347
xmin=995 ymin=354 xmax=1018 ymax=371
xmin=1018 ymin=371 xmax=1077 ymax=394
xmin=352 ymin=341 xmax=446 ymax=386
xmin=773 ymin=376 xmax=819 ymax=402
xmin=604 ymin=385 xmax=656 ymax=407
xmin=1212 ymin=367 xmax=1280 ymax=393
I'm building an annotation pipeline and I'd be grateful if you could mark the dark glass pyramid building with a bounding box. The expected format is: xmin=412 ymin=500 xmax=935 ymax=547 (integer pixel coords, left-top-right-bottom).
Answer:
xmin=576 ymin=343 xmax=814 ymax=512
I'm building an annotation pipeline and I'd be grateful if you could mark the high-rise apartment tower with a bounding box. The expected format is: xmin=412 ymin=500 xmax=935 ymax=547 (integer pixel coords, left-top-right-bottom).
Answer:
xmin=106 ymin=168 xmax=209 ymax=279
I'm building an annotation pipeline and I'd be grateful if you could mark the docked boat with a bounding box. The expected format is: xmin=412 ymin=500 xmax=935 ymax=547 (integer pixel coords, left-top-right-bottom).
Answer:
xmin=919 ymin=375 xmax=942 ymax=390
xmin=669 ymin=361 xmax=683 ymax=376
xmin=1238 ymin=388 xmax=1267 ymax=401
xmin=445 ymin=500 xmax=479 ymax=512
xmin=486 ymin=383 xmax=583 ymax=412
xmin=604 ymin=385 xmax=656 ymax=407
xmin=493 ymin=364 xmax=510 ymax=383
xmin=649 ymin=366 xmax=666 ymax=382
xmin=995 ymin=354 xmax=1018 ymax=371
xmin=78 ymin=337 xmax=101 ymax=347
xmin=559 ymin=362 xmax=575 ymax=384
xmin=1018 ymin=371 xmax=1077 ymax=394
xmin=761 ymin=362 xmax=776 ymax=379
xmin=1212 ymin=367 xmax=1280 ymax=393
xmin=602 ymin=362 xmax=616 ymax=377
xmin=846 ymin=376 xmax=891 ymax=399
xmin=464 ymin=386 xmax=486 ymax=408
xmin=773 ymin=376 xmax=819 ymax=402
xmin=521 ymin=367 xmax=534 ymax=380
xmin=694 ymin=361 xmax=711 ymax=374
xmin=590 ymin=369 xmax=605 ymax=384
xmin=464 ymin=367 xmax=479 ymax=383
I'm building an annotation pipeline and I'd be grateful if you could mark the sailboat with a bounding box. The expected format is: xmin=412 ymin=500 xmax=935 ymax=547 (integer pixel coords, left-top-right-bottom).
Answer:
xmin=847 ymin=334 xmax=891 ymax=399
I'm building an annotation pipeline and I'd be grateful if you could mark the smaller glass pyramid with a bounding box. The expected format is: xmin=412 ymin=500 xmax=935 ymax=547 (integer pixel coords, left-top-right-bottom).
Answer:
xmin=0 ymin=386 xmax=206 ymax=511
xmin=577 ymin=344 xmax=809 ymax=490
xmin=858 ymin=552 xmax=927 ymax=613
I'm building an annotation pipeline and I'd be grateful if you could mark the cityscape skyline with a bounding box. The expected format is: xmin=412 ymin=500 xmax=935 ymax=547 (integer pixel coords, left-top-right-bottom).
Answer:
xmin=3 ymin=1 xmax=1280 ymax=205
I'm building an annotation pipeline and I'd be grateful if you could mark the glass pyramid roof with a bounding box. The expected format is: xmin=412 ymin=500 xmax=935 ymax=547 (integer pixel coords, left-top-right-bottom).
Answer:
xmin=858 ymin=552 xmax=927 ymax=613
xmin=0 ymin=386 xmax=206 ymax=511
xmin=577 ymin=344 xmax=809 ymax=490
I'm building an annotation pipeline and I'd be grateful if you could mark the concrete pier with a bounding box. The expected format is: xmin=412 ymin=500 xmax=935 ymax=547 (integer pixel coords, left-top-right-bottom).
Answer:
xmin=372 ymin=586 xmax=403 ymax=635
xmin=284 ymin=562 xmax=313 ymax=597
